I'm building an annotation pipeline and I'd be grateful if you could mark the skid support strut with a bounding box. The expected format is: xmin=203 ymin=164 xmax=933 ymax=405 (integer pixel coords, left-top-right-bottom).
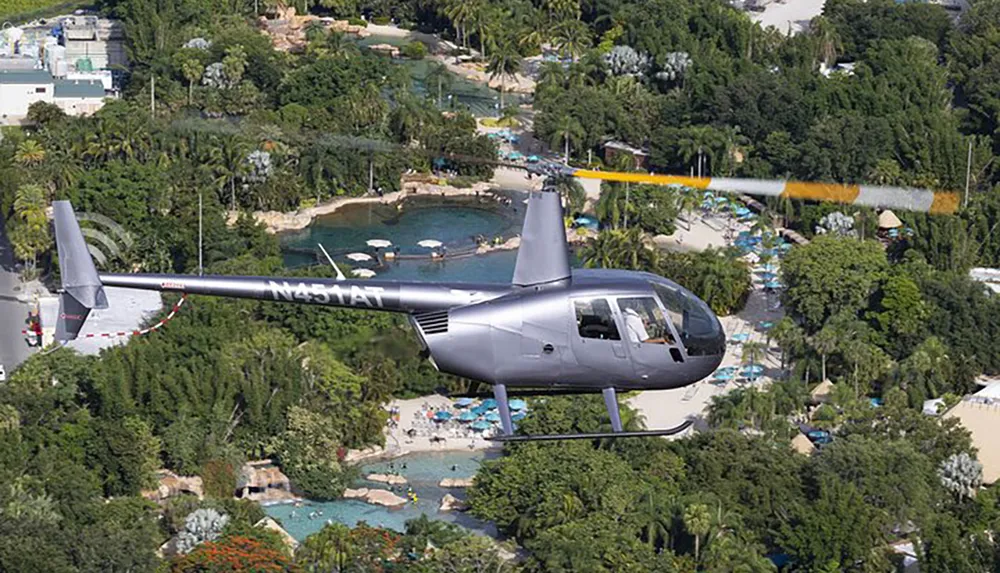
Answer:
xmin=602 ymin=387 xmax=623 ymax=432
xmin=493 ymin=383 xmax=514 ymax=436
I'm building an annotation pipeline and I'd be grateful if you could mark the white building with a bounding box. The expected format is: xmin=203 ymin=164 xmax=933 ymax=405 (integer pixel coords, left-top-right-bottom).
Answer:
xmin=0 ymin=69 xmax=108 ymax=124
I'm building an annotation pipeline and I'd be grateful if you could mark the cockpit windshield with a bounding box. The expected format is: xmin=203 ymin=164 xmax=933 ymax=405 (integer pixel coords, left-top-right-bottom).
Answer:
xmin=649 ymin=281 xmax=725 ymax=356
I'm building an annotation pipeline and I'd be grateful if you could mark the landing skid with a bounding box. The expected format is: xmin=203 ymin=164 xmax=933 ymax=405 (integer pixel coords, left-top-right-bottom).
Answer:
xmin=484 ymin=384 xmax=694 ymax=442
xmin=487 ymin=421 xmax=694 ymax=442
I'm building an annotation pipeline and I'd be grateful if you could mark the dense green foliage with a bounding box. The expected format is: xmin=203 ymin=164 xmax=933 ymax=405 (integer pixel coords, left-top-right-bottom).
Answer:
xmin=3 ymin=0 xmax=1000 ymax=569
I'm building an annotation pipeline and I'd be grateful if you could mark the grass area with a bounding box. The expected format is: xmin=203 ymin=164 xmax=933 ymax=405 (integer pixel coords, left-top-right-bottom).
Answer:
xmin=1 ymin=1 xmax=92 ymax=24
xmin=479 ymin=117 xmax=520 ymax=128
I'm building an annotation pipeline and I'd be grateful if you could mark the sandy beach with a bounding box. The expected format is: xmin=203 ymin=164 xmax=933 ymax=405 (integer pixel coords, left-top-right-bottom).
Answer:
xmin=749 ymin=0 xmax=825 ymax=35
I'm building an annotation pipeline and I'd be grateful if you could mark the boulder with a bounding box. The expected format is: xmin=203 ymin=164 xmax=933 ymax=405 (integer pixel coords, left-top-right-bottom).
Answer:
xmin=343 ymin=487 xmax=369 ymax=499
xmin=439 ymin=477 xmax=474 ymax=488
xmin=365 ymin=489 xmax=407 ymax=508
xmin=439 ymin=493 xmax=469 ymax=512
xmin=367 ymin=473 xmax=408 ymax=485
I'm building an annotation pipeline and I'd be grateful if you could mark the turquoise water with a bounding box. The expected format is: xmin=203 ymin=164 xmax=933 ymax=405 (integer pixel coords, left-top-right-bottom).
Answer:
xmin=280 ymin=195 xmax=525 ymax=283
xmin=265 ymin=450 xmax=500 ymax=540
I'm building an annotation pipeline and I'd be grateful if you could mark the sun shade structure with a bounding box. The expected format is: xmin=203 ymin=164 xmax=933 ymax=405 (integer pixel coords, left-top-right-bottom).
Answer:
xmin=366 ymin=239 xmax=392 ymax=248
xmin=878 ymin=210 xmax=903 ymax=229
xmin=434 ymin=411 xmax=453 ymax=421
xmin=351 ymin=268 xmax=376 ymax=278
xmin=346 ymin=252 xmax=372 ymax=262
xmin=417 ymin=239 xmax=443 ymax=248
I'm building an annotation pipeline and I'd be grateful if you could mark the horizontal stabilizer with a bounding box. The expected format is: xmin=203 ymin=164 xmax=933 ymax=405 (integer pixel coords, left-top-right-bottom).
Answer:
xmin=52 ymin=201 xmax=107 ymax=340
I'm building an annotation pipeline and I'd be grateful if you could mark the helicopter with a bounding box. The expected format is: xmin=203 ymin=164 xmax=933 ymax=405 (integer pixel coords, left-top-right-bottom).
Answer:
xmin=51 ymin=168 xmax=958 ymax=441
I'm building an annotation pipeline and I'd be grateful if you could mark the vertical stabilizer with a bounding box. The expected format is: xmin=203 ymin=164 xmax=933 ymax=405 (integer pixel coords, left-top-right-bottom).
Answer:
xmin=52 ymin=201 xmax=107 ymax=341
xmin=512 ymin=191 xmax=571 ymax=287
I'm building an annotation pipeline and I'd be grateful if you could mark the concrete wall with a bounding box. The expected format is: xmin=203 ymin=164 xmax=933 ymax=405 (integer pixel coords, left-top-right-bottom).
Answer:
xmin=54 ymin=96 xmax=106 ymax=116
xmin=0 ymin=81 xmax=54 ymax=119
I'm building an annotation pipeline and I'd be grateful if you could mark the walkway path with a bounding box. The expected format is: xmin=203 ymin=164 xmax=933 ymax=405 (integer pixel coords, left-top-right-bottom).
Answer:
xmin=0 ymin=217 xmax=36 ymax=374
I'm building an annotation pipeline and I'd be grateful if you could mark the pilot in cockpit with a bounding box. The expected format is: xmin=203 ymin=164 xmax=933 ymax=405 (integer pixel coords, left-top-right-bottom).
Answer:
xmin=623 ymin=307 xmax=650 ymax=343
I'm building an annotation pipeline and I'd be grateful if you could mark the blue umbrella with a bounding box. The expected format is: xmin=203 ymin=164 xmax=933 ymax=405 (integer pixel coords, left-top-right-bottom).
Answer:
xmin=509 ymin=399 xmax=527 ymax=411
xmin=482 ymin=398 xmax=498 ymax=410
xmin=759 ymin=321 xmax=774 ymax=330
xmin=455 ymin=397 xmax=474 ymax=407
xmin=741 ymin=364 xmax=764 ymax=377
xmin=765 ymin=280 xmax=783 ymax=289
xmin=471 ymin=420 xmax=491 ymax=431
xmin=512 ymin=412 xmax=527 ymax=422
xmin=458 ymin=410 xmax=477 ymax=422
xmin=471 ymin=405 xmax=488 ymax=416
xmin=714 ymin=370 xmax=735 ymax=381
xmin=730 ymin=333 xmax=750 ymax=343
xmin=758 ymin=271 xmax=778 ymax=281
xmin=779 ymin=243 xmax=793 ymax=251
xmin=527 ymin=155 xmax=540 ymax=163
xmin=434 ymin=411 xmax=453 ymax=421
xmin=735 ymin=207 xmax=751 ymax=216
xmin=485 ymin=412 xmax=501 ymax=423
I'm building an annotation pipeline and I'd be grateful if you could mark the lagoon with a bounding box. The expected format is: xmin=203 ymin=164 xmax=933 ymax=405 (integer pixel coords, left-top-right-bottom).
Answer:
xmin=280 ymin=194 xmax=525 ymax=283
xmin=264 ymin=450 xmax=500 ymax=541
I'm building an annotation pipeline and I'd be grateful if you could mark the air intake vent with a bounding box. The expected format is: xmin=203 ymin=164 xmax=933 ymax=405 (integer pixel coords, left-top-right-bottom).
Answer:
xmin=414 ymin=310 xmax=449 ymax=335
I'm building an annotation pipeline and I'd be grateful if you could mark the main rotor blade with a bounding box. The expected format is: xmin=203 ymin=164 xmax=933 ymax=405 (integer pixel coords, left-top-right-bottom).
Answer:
xmin=571 ymin=170 xmax=960 ymax=215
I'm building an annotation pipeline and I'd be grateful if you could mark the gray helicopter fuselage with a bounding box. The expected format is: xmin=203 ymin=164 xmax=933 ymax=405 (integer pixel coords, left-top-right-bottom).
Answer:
xmin=417 ymin=269 xmax=725 ymax=390
xmin=99 ymin=267 xmax=725 ymax=391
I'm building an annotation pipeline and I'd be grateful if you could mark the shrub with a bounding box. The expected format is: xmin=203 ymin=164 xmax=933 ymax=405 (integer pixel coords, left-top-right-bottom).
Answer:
xmin=372 ymin=16 xmax=390 ymax=25
xmin=347 ymin=17 xmax=367 ymax=27
xmin=400 ymin=41 xmax=427 ymax=59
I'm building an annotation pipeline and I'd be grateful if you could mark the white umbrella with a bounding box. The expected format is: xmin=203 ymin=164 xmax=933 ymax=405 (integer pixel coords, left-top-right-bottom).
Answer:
xmin=346 ymin=252 xmax=372 ymax=262
xmin=351 ymin=268 xmax=376 ymax=278
xmin=418 ymin=239 xmax=443 ymax=248
xmin=367 ymin=239 xmax=392 ymax=248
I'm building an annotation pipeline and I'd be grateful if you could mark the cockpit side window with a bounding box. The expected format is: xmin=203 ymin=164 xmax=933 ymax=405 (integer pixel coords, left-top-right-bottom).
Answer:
xmin=574 ymin=298 xmax=621 ymax=340
xmin=615 ymin=297 xmax=676 ymax=345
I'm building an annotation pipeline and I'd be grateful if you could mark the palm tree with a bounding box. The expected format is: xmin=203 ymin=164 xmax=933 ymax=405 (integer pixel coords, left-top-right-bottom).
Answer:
xmin=181 ymin=57 xmax=204 ymax=105
xmin=14 ymin=139 xmax=46 ymax=166
xmin=772 ymin=317 xmax=805 ymax=371
xmin=553 ymin=19 xmax=590 ymax=62
xmin=684 ymin=503 xmax=711 ymax=562
xmin=810 ymin=16 xmax=842 ymax=68
xmin=425 ymin=62 xmax=452 ymax=108
xmin=741 ymin=340 xmax=766 ymax=376
xmin=549 ymin=114 xmax=584 ymax=164
xmin=811 ymin=325 xmax=840 ymax=382
xmin=636 ymin=488 xmax=672 ymax=549
xmin=486 ymin=38 xmax=522 ymax=109
xmin=443 ymin=0 xmax=478 ymax=48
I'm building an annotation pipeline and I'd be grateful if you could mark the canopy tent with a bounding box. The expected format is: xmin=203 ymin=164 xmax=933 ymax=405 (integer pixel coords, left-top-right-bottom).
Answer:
xmin=366 ymin=239 xmax=392 ymax=248
xmin=417 ymin=239 xmax=443 ymax=248
xmin=351 ymin=269 xmax=376 ymax=278
xmin=878 ymin=210 xmax=903 ymax=229
xmin=346 ymin=252 xmax=372 ymax=262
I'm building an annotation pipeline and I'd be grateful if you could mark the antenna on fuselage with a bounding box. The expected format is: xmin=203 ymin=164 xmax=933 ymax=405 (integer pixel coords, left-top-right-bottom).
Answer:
xmin=318 ymin=243 xmax=346 ymax=281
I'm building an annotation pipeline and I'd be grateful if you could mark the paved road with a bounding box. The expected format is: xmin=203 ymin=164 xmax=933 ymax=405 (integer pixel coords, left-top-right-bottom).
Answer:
xmin=0 ymin=216 xmax=35 ymax=375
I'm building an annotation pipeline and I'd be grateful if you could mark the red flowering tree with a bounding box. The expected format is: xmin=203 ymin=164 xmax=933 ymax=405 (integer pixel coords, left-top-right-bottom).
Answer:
xmin=172 ymin=534 xmax=299 ymax=573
